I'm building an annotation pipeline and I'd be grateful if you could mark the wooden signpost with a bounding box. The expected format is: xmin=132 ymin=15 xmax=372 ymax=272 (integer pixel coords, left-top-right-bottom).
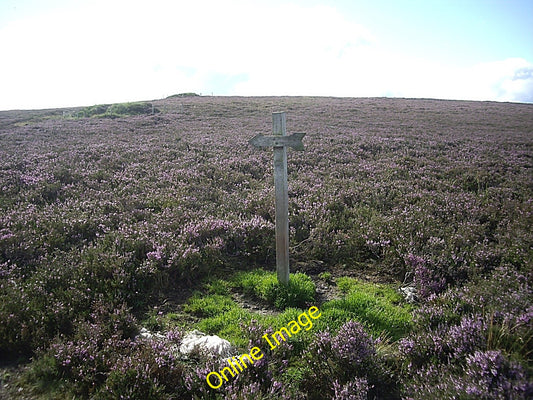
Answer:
xmin=249 ymin=112 xmax=305 ymax=285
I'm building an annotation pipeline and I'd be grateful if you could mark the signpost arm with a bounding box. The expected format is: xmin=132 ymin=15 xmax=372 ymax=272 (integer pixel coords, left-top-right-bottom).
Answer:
xmin=272 ymin=112 xmax=290 ymax=285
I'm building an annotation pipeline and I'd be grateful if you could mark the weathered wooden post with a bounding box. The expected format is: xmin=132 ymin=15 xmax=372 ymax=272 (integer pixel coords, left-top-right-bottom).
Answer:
xmin=249 ymin=112 xmax=305 ymax=285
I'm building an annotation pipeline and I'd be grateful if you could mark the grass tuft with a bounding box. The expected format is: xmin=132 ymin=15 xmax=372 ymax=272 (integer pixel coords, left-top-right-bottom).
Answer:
xmin=317 ymin=277 xmax=413 ymax=340
xmin=232 ymin=269 xmax=316 ymax=309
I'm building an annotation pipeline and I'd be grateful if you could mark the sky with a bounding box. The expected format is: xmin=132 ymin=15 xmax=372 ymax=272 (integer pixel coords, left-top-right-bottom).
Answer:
xmin=0 ymin=0 xmax=532 ymax=110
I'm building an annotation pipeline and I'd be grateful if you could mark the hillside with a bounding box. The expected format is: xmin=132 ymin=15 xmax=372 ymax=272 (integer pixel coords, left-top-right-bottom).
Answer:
xmin=1 ymin=96 xmax=532 ymax=399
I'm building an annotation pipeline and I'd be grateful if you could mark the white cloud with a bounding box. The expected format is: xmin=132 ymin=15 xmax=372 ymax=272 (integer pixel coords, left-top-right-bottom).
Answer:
xmin=0 ymin=0 xmax=531 ymax=110
xmin=402 ymin=57 xmax=533 ymax=103
xmin=470 ymin=58 xmax=533 ymax=103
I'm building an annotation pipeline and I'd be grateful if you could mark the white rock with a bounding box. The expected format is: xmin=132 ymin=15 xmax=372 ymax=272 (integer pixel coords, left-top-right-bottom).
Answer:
xmin=138 ymin=327 xmax=165 ymax=340
xmin=179 ymin=329 xmax=233 ymax=358
xmin=400 ymin=286 xmax=418 ymax=303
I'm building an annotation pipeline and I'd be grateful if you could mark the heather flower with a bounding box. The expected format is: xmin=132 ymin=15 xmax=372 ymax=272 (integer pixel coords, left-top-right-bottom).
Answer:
xmin=224 ymin=380 xmax=263 ymax=399
xmin=463 ymin=350 xmax=532 ymax=398
xmin=400 ymin=314 xmax=487 ymax=368
xmin=516 ymin=307 xmax=533 ymax=326
xmin=165 ymin=328 xmax=183 ymax=343
xmin=406 ymin=254 xmax=446 ymax=299
xmin=332 ymin=320 xmax=375 ymax=366
xmin=446 ymin=315 xmax=486 ymax=360
xmin=146 ymin=246 xmax=163 ymax=261
xmin=308 ymin=329 xmax=333 ymax=359
xmin=404 ymin=350 xmax=532 ymax=399
xmin=332 ymin=378 xmax=370 ymax=400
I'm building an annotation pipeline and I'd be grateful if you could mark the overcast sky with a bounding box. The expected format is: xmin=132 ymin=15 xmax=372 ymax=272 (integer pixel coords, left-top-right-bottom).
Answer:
xmin=1 ymin=0 xmax=532 ymax=110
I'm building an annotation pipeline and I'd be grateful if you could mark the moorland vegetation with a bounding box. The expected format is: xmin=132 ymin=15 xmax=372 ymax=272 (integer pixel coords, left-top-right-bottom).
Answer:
xmin=0 ymin=96 xmax=531 ymax=399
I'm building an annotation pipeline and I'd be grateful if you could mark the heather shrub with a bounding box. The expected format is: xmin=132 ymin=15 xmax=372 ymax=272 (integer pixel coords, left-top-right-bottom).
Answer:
xmin=332 ymin=378 xmax=369 ymax=400
xmin=405 ymin=253 xmax=447 ymax=299
xmin=28 ymin=310 xmax=187 ymax=399
xmin=399 ymin=314 xmax=487 ymax=368
xmin=98 ymin=366 xmax=168 ymax=400
xmin=77 ymin=235 xmax=165 ymax=308
xmin=463 ymin=350 xmax=532 ymax=398
xmin=458 ymin=265 xmax=531 ymax=316
xmin=334 ymin=321 xmax=376 ymax=364
xmin=486 ymin=308 xmax=533 ymax=363
xmin=35 ymin=303 xmax=137 ymax=396
xmin=97 ymin=337 xmax=186 ymax=400
xmin=408 ymin=265 xmax=532 ymax=363
xmin=171 ymin=216 xmax=275 ymax=284
xmin=179 ymin=216 xmax=274 ymax=262
xmin=240 ymin=216 xmax=277 ymax=263
xmin=409 ymin=294 xmax=465 ymax=330
xmin=301 ymin=321 xmax=384 ymax=399
xmin=464 ymin=267 xmax=533 ymax=363
xmin=224 ymin=380 xmax=297 ymax=400
xmin=0 ymin=227 xmax=173 ymax=356
xmin=294 ymin=202 xmax=391 ymax=266
xmin=0 ymin=259 xmax=92 ymax=355
xmin=400 ymin=265 xmax=532 ymax=398
xmin=402 ymin=350 xmax=532 ymax=399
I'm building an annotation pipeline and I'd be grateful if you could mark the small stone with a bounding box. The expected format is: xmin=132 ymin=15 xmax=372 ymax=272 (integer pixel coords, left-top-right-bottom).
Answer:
xmin=137 ymin=327 xmax=164 ymax=340
xmin=179 ymin=329 xmax=233 ymax=358
xmin=400 ymin=286 xmax=418 ymax=303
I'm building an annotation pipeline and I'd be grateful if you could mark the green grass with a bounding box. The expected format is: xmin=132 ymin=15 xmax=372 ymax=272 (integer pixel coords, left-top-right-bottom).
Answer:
xmin=318 ymin=277 xmax=413 ymax=340
xmin=336 ymin=277 xmax=405 ymax=305
xmin=166 ymin=92 xmax=200 ymax=98
xmin=181 ymin=291 xmax=250 ymax=348
xmin=183 ymin=294 xmax=236 ymax=317
xmin=195 ymin=307 xmax=254 ymax=348
xmin=175 ymin=272 xmax=412 ymax=351
xmin=77 ymin=102 xmax=159 ymax=118
xmin=231 ymin=269 xmax=316 ymax=309
xmin=178 ymin=272 xmax=318 ymax=349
